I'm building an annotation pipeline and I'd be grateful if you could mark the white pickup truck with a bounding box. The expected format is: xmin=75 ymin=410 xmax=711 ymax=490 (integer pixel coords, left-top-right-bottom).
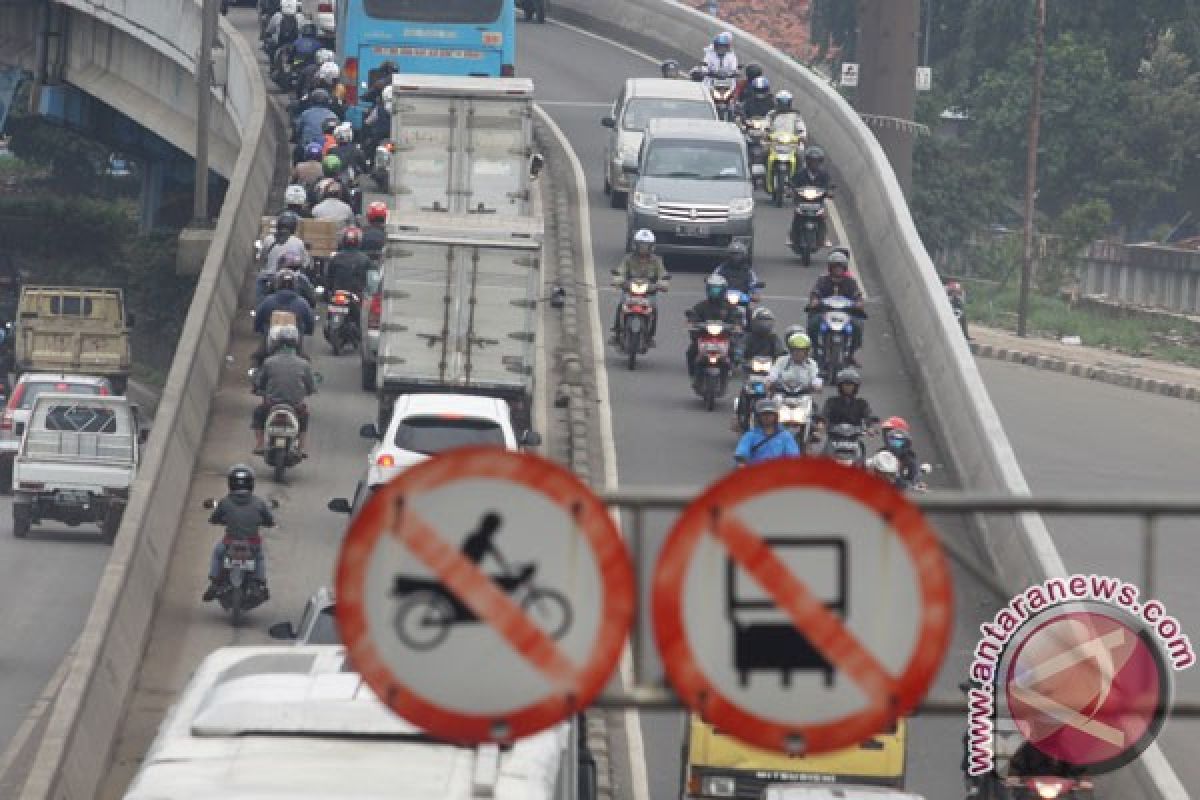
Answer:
xmin=12 ymin=393 xmax=146 ymax=543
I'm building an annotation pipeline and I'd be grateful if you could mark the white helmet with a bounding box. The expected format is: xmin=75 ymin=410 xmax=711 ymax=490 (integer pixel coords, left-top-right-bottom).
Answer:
xmin=315 ymin=48 xmax=334 ymax=65
xmin=317 ymin=61 xmax=340 ymax=82
xmin=269 ymin=323 xmax=301 ymax=348
xmin=333 ymin=122 xmax=353 ymax=144
xmin=633 ymin=228 xmax=655 ymax=249
xmin=284 ymin=184 xmax=307 ymax=206
xmin=868 ymin=451 xmax=900 ymax=480
xmin=280 ymin=0 xmax=299 ymax=14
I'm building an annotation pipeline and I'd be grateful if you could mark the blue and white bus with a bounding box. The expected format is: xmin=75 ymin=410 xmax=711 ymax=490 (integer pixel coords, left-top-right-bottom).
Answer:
xmin=337 ymin=0 xmax=517 ymax=126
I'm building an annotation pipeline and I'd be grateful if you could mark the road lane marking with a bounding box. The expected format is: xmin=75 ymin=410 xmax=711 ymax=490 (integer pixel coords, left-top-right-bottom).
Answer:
xmin=533 ymin=105 xmax=652 ymax=800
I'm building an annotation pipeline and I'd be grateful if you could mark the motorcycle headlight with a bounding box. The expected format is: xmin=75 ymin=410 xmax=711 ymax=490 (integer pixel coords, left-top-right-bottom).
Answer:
xmin=705 ymin=323 xmax=724 ymax=336
xmin=725 ymin=290 xmax=742 ymax=306
xmin=799 ymin=188 xmax=823 ymax=201
xmin=701 ymin=776 xmax=736 ymax=797
xmin=1034 ymin=782 xmax=1064 ymax=799
xmin=629 ymin=280 xmax=650 ymax=294
xmin=729 ymin=196 xmax=754 ymax=216
xmin=751 ymin=356 xmax=773 ymax=372
xmin=632 ymin=191 xmax=658 ymax=211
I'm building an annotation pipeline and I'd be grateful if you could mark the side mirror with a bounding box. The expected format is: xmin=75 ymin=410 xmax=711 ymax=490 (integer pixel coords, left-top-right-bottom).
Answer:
xmin=268 ymin=621 xmax=298 ymax=640
xmin=328 ymin=497 xmax=353 ymax=514
xmin=359 ymin=423 xmax=380 ymax=440
xmin=520 ymin=430 xmax=543 ymax=447
xmin=621 ymin=163 xmax=639 ymax=176
xmin=138 ymin=428 xmax=150 ymax=444
xmin=202 ymin=498 xmax=216 ymax=510
xmin=601 ymin=116 xmax=616 ymax=128
xmin=529 ymin=153 xmax=545 ymax=179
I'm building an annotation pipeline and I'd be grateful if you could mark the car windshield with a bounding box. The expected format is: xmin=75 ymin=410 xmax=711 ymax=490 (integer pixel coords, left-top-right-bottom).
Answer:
xmin=394 ymin=415 xmax=506 ymax=455
xmin=621 ymin=98 xmax=714 ymax=131
xmin=362 ymin=0 xmax=503 ymax=24
xmin=643 ymin=140 xmax=746 ymax=180
xmin=18 ymin=382 xmax=102 ymax=410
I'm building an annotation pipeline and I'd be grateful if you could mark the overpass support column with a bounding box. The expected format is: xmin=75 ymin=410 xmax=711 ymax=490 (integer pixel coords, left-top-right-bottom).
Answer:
xmin=854 ymin=0 xmax=919 ymax=197
xmin=138 ymin=160 xmax=165 ymax=233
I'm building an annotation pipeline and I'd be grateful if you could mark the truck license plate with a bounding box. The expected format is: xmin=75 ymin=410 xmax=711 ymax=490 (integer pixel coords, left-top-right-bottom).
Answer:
xmin=676 ymin=224 xmax=708 ymax=238
xmin=55 ymin=490 xmax=89 ymax=506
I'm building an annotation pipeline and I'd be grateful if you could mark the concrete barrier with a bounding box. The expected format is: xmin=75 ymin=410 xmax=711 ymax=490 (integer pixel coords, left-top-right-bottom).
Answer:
xmin=547 ymin=2 xmax=1185 ymax=797
xmin=18 ymin=3 xmax=275 ymax=798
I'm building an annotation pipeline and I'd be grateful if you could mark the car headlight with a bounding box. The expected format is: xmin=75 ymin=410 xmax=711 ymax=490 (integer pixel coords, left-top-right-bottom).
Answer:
xmin=729 ymin=196 xmax=754 ymax=216
xmin=632 ymin=191 xmax=658 ymax=211
xmin=701 ymin=776 xmax=736 ymax=797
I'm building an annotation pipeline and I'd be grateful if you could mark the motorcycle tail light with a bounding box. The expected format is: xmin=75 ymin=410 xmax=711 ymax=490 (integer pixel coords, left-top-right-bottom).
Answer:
xmin=333 ymin=290 xmax=350 ymax=305
xmin=343 ymin=58 xmax=359 ymax=106
xmin=707 ymin=354 xmax=720 ymax=364
xmin=317 ymin=1 xmax=332 ymax=11
xmin=368 ymin=293 xmax=382 ymax=328
xmin=376 ymin=454 xmax=396 ymax=467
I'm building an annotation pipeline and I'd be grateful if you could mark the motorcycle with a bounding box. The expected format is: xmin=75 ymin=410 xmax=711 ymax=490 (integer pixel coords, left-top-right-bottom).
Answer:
xmin=826 ymin=422 xmax=867 ymax=466
xmin=690 ymin=320 xmax=735 ymax=411
xmin=775 ymin=381 xmax=818 ymax=451
xmin=950 ymin=294 xmax=969 ymax=338
xmin=615 ymin=278 xmax=662 ymax=370
xmin=808 ymin=295 xmax=866 ymax=380
xmin=260 ymin=400 xmax=305 ymax=482
xmin=733 ymin=355 xmax=774 ymax=433
xmin=517 ymin=0 xmax=546 ymax=23
xmin=201 ymin=496 xmax=279 ymax=627
xmin=372 ymin=141 xmax=394 ymax=189
xmin=765 ymin=129 xmax=801 ymax=207
xmin=741 ymin=116 xmax=770 ymax=190
xmin=322 ymin=288 xmax=362 ymax=355
xmin=709 ymin=70 xmax=738 ymax=121
xmin=789 ymin=185 xmax=831 ymax=266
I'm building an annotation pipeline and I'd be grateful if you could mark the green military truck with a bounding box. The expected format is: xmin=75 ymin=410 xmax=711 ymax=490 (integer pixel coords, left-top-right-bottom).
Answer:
xmin=14 ymin=287 xmax=133 ymax=394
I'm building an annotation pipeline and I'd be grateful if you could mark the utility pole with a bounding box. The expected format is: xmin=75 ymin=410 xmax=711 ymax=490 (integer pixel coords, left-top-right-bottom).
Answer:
xmin=855 ymin=0 xmax=920 ymax=197
xmin=193 ymin=0 xmax=218 ymax=225
xmin=1017 ymin=0 xmax=1046 ymax=338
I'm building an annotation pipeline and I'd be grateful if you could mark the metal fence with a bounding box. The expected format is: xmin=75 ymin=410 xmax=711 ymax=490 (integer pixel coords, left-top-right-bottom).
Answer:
xmin=592 ymin=488 xmax=1200 ymax=716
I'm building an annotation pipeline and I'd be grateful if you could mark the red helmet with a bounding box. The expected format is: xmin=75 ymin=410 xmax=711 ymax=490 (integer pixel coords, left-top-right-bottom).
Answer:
xmin=882 ymin=416 xmax=909 ymax=433
xmin=341 ymin=226 xmax=363 ymax=248
xmin=366 ymin=202 xmax=389 ymax=225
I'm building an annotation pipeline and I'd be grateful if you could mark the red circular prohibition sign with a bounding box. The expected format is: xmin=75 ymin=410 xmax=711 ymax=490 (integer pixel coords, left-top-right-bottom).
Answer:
xmin=336 ymin=447 xmax=635 ymax=744
xmin=652 ymin=458 xmax=953 ymax=755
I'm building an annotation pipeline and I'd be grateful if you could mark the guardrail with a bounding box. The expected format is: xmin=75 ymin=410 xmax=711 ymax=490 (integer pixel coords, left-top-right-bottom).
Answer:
xmin=544 ymin=1 xmax=1186 ymax=797
xmin=18 ymin=2 xmax=275 ymax=798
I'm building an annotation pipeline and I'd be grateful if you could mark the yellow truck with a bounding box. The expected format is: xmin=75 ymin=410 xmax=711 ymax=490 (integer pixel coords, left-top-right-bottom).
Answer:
xmin=680 ymin=715 xmax=908 ymax=799
xmin=14 ymin=287 xmax=133 ymax=394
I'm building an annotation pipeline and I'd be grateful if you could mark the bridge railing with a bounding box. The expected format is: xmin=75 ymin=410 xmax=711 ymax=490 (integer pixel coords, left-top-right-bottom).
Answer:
xmin=18 ymin=2 xmax=277 ymax=798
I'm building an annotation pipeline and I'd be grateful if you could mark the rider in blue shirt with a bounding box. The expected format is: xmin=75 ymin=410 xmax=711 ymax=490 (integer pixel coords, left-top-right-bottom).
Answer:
xmin=734 ymin=398 xmax=801 ymax=466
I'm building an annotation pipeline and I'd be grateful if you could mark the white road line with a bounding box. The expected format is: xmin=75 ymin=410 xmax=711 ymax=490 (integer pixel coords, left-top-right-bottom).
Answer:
xmin=534 ymin=104 xmax=652 ymax=800
xmin=0 ymin=636 xmax=79 ymax=787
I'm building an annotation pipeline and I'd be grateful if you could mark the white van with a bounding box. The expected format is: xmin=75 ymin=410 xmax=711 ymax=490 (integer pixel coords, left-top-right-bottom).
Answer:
xmin=123 ymin=646 xmax=595 ymax=800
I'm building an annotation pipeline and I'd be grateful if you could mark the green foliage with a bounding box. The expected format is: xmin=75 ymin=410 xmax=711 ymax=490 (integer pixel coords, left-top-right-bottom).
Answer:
xmin=5 ymin=116 xmax=109 ymax=194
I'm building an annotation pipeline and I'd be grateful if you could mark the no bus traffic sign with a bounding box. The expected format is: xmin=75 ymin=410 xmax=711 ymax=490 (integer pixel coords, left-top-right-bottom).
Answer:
xmin=652 ymin=458 xmax=953 ymax=756
xmin=336 ymin=447 xmax=635 ymax=744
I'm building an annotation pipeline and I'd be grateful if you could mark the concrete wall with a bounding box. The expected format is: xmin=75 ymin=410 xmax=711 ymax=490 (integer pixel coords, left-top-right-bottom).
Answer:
xmin=547 ymin=1 xmax=1185 ymax=798
xmin=1082 ymin=241 xmax=1200 ymax=314
xmin=17 ymin=2 xmax=275 ymax=798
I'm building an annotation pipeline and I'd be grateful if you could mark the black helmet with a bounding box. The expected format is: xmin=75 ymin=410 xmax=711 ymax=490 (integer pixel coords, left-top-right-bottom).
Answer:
xmin=750 ymin=306 xmax=775 ymax=335
xmin=309 ymin=88 xmax=332 ymax=107
xmin=276 ymin=269 xmax=297 ymax=290
xmin=835 ymin=367 xmax=861 ymax=390
xmin=276 ymin=211 xmax=300 ymax=234
xmin=661 ymin=59 xmax=680 ymax=78
xmin=805 ymin=145 xmax=826 ymax=166
xmin=228 ymin=464 xmax=255 ymax=493
xmin=745 ymin=63 xmax=763 ymax=83
xmin=727 ymin=240 xmax=749 ymax=265
xmin=690 ymin=65 xmax=707 ymax=82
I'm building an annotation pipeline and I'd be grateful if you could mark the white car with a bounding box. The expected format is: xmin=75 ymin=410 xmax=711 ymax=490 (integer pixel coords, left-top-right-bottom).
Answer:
xmin=358 ymin=393 xmax=539 ymax=487
xmin=763 ymin=785 xmax=926 ymax=800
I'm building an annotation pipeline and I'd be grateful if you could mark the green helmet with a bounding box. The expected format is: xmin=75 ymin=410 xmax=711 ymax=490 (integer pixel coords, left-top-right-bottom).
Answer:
xmin=321 ymin=154 xmax=343 ymax=177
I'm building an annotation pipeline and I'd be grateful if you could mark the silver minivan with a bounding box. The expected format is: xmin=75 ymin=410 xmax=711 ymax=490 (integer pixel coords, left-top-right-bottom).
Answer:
xmin=602 ymin=78 xmax=717 ymax=208
xmin=625 ymin=118 xmax=756 ymax=259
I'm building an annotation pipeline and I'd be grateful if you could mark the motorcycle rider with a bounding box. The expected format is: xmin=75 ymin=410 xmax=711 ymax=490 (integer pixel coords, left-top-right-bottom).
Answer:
xmin=879 ymin=416 xmax=924 ymax=489
xmin=291 ymin=141 xmax=324 ymax=186
xmin=816 ymin=368 xmax=878 ymax=440
xmin=742 ymin=307 xmax=786 ymax=361
xmin=311 ymin=181 xmax=356 ymax=229
xmin=252 ymin=324 xmax=317 ymax=455
xmin=740 ymin=76 xmax=775 ymax=119
xmin=734 ymin=398 xmax=800 ymax=466
xmin=734 ymin=63 xmax=764 ymax=103
xmin=703 ymin=31 xmax=738 ymax=84
xmin=795 ymin=144 xmax=832 ymax=189
xmin=258 ymin=211 xmax=310 ymax=283
xmin=611 ymin=229 xmax=670 ymax=345
xmin=263 ymin=0 xmax=301 ymax=62
xmin=713 ymin=241 xmax=761 ymax=298
xmin=330 ymin=122 xmax=368 ymax=177
xmin=684 ymin=274 xmax=742 ymax=377
xmin=768 ymin=332 xmax=823 ymax=394
xmin=296 ymin=47 xmax=334 ymax=100
xmin=362 ymin=201 xmax=389 ymax=254
xmin=296 ymin=88 xmax=338 ymax=150
xmin=807 ymin=249 xmax=865 ymax=367
xmin=946 ymin=279 xmax=969 ymax=338
xmin=255 ymin=269 xmax=315 ymax=348
xmin=203 ymin=464 xmax=276 ymax=603
xmin=290 ymin=20 xmax=323 ymax=68
xmin=660 ymin=59 xmax=681 ymax=79
xmin=689 ymin=65 xmax=707 ymax=83
xmin=326 ymin=227 xmax=372 ymax=295
xmin=282 ymin=183 xmax=311 ymax=218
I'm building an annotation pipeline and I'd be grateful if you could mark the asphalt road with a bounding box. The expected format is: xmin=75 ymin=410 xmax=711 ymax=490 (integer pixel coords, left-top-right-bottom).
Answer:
xmin=979 ymin=358 xmax=1200 ymax=794
xmin=520 ymin=21 xmax=999 ymax=800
